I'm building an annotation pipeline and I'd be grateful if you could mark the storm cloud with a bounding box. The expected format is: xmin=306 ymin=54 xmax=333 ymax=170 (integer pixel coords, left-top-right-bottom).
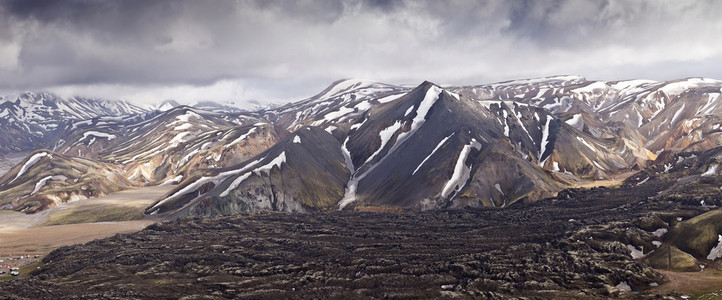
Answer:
xmin=1 ymin=0 xmax=721 ymax=107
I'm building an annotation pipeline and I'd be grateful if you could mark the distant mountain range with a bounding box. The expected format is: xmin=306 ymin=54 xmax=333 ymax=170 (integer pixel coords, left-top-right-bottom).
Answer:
xmin=2 ymin=76 xmax=722 ymax=216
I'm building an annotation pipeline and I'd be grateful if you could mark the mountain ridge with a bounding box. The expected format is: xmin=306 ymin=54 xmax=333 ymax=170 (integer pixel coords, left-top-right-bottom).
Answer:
xmin=3 ymin=75 xmax=722 ymax=215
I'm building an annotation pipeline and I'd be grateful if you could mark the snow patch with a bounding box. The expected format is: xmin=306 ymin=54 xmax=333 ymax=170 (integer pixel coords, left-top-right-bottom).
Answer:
xmin=377 ymin=93 xmax=405 ymax=104
xmin=253 ymin=152 xmax=287 ymax=176
xmin=670 ymin=103 xmax=685 ymax=125
xmin=293 ymin=135 xmax=301 ymax=144
xmin=31 ymin=175 xmax=67 ymax=195
xmin=81 ymin=131 xmax=116 ymax=142
xmin=323 ymin=106 xmax=355 ymax=122
xmin=354 ymin=101 xmax=371 ymax=111
xmin=627 ymin=244 xmax=645 ymax=259
xmin=176 ymin=111 xmax=202 ymax=123
xmin=494 ymin=183 xmax=504 ymax=195
xmin=155 ymin=157 xmax=267 ymax=209
xmin=707 ymin=234 xmax=722 ymax=261
xmin=219 ymin=173 xmax=252 ymax=197
xmin=173 ymin=123 xmax=193 ymax=131
xmin=565 ymin=114 xmax=583 ymax=130
xmin=160 ymin=175 xmax=183 ymax=186
xmin=702 ymin=164 xmax=718 ymax=177
xmin=652 ymin=228 xmax=667 ymax=237
xmin=441 ymin=139 xmax=482 ymax=198
xmin=616 ymin=281 xmax=632 ymax=292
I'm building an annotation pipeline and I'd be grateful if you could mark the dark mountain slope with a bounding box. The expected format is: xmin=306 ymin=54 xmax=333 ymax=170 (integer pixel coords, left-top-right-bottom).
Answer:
xmin=147 ymin=126 xmax=350 ymax=216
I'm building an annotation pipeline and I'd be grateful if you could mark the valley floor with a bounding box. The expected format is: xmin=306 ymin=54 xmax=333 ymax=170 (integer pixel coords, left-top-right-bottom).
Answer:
xmin=0 ymin=186 xmax=173 ymax=280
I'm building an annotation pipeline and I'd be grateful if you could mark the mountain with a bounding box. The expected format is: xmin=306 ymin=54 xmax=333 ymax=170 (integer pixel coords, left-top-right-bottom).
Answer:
xmin=453 ymin=76 xmax=722 ymax=167
xmin=4 ymin=76 xmax=722 ymax=216
xmin=0 ymin=92 xmax=148 ymax=155
xmin=153 ymin=99 xmax=249 ymax=113
xmin=0 ymin=150 xmax=137 ymax=212
xmin=148 ymin=126 xmax=349 ymax=216
xmin=52 ymin=106 xmax=277 ymax=185
xmin=157 ymin=81 xmax=636 ymax=215
xmin=261 ymin=78 xmax=410 ymax=133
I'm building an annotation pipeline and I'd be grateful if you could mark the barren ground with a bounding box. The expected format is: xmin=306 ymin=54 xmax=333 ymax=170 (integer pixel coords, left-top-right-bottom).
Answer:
xmin=0 ymin=186 xmax=173 ymax=279
xmin=652 ymin=269 xmax=722 ymax=297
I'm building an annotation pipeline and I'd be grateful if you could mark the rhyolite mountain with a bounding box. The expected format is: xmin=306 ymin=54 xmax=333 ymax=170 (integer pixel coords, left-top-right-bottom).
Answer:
xmin=0 ymin=150 xmax=137 ymax=212
xmin=2 ymin=76 xmax=722 ymax=215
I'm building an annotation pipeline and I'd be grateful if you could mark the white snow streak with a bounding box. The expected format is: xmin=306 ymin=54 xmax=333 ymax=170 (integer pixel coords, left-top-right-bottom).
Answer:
xmin=220 ymin=173 xmax=252 ymax=197
xmin=364 ymin=121 xmax=402 ymax=164
xmin=173 ymin=123 xmax=193 ymax=131
xmin=12 ymin=152 xmax=49 ymax=183
xmin=404 ymin=106 xmax=414 ymax=116
xmin=153 ymin=157 xmax=265 ymax=209
xmin=160 ymin=175 xmax=183 ymax=186
xmin=293 ymin=135 xmax=302 ymax=144
xmin=225 ymin=127 xmax=257 ymax=148
xmin=670 ymin=103 xmax=685 ymax=125
xmin=413 ymin=133 xmax=454 ymax=175
xmin=323 ymin=106 xmax=355 ymax=122
xmin=31 ymin=175 xmax=67 ymax=195
xmin=253 ymin=151 xmax=287 ymax=176
xmin=441 ymin=139 xmax=481 ymax=198
xmin=338 ymin=138 xmax=358 ymax=209
xmin=502 ymin=110 xmax=509 ymax=137
xmin=538 ymin=117 xmax=552 ymax=165
xmin=576 ymin=136 xmax=596 ymax=152
xmin=81 ymin=131 xmax=116 ymax=141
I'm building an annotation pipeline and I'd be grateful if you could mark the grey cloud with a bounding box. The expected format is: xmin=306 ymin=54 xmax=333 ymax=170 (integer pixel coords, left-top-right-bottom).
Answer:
xmin=1 ymin=0 xmax=721 ymax=106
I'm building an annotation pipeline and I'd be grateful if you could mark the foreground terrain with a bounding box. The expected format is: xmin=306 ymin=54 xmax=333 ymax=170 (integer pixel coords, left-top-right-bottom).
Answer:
xmin=2 ymin=178 xmax=718 ymax=299
xmin=0 ymin=186 xmax=173 ymax=280
xmin=3 ymin=147 xmax=722 ymax=297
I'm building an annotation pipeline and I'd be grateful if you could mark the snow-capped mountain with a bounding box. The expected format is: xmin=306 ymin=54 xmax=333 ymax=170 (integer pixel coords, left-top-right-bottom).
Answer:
xmin=0 ymin=92 xmax=148 ymax=154
xmin=152 ymin=81 xmax=635 ymax=215
xmin=4 ymin=76 xmax=722 ymax=215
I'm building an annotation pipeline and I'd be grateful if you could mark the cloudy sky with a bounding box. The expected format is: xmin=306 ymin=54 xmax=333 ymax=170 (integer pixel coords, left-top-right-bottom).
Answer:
xmin=1 ymin=0 xmax=722 ymax=108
